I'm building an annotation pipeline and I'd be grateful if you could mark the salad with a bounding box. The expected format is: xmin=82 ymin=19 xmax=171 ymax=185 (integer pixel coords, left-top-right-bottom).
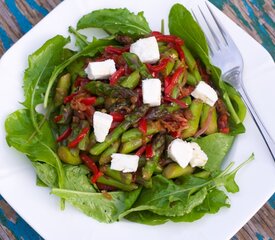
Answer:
xmin=5 ymin=4 xmax=253 ymax=224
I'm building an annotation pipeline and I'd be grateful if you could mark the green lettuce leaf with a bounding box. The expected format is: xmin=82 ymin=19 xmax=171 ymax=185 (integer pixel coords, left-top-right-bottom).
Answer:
xmin=5 ymin=109 xmax=65 ymax=189
xmin=169 ymin=4 xmax=244 ymax=127
xmin=194 ymin=133 xmax=235 ymax=172
xmin=33 ymin=162 xmax=58 ymax=188
xmin=77 ymin=8 xmax=151 ymax=37
xmin=52 ymin=188 xmax=141 ymax=223
xmin=22 ymin=35 xmax=69 ymax=133
xmin=68 ymin=26 xmax=89 ymax=50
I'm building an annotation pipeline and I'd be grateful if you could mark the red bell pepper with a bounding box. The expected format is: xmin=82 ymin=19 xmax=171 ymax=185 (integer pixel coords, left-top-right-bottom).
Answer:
xmin=110 ymin=112 xmax=125 ymax=122
xmin=64 ymin=92 xmax=78 ymax=104
xmin=145 ymin=144 xmax=154 ymax=158
xmin=138 ymin=117 xmax=147 ymax=135
xmin=135 ymin=145 xmax=146 ymax=157
xmin=105 ymin=45 xmax=130 ymax=55
xmin=164 ymin=67 xmax=184 ymax=97
xmin=80 ymin=153 xmax=102 ymax=183
xmin=80 ymin=97 xmax=97 ymax=105
xmin=54 ymin=114 xmax=63 ymax=123
xmin=163 ymin=96 xmax=188 ymax=109
xmin=68 ymin=127 xmax=89 ymax=148
xmin=109 ymin=67 xmax=125 ymax=85
xmin=56 ymin=127 xmax=72 ymax=142
xmin=146 ymin=58 xmax=171 ymax=73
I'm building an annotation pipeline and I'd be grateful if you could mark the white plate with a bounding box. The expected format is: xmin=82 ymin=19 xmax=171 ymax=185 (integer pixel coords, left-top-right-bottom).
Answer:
xmin=0 ymin=0 xmax=274 ymax=239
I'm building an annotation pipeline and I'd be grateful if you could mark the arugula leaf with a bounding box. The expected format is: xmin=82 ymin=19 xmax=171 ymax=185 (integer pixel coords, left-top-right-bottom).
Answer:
xmin=33 ymin=162 xmax=58 ymax=188
xmin=63 ymin=165 xmax=96 ymax=192
xmin=52 ymin=188 xmax=141 ymax=223
xmin=68 ymin=26 xmax=89 ymax=50
xmin=77 ymin=8 xmax=151 ymax=37
xmin=5 ymin=109 xmax=65 ymax=189
xmin=125 ymin=189 xmax=229 ymax=225
xmin=194 ymin=133 xmax=235 ymax=172
xmin=122 ymin=155 xmax=253 ymax=224
xmin=169 ymin=4 xmax=243 ymax=125
xmin=120 ymin=175 xmax=209 ymax=218
xmin=44 ymin=38 xmax=117 ymax=107
xmin=22 ymin=35 xmax=69 ymax=133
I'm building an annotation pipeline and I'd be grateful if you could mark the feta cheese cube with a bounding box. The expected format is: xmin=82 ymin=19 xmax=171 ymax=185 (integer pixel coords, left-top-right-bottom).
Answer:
xmin=191 ymin=81 xmax=218 ymax=106
xmin=110 ymin=154 xmax=139 ymax=173
xmin=85 ymin=59 xmax=116 ymax=80
xmin=189 ymin=142 xmax=208 ymax=167
xmin=142 ymin=78 xmax=161 ymax=106
xmin=130 ymin=36 xmax=160 ymax=63
xmin=168 ymin=139 xmax=193 ymax=168
xmin=93 ymin=111 xmax=113 ymax=142
xmin=167 ymin=140 xmax=208 ymax=169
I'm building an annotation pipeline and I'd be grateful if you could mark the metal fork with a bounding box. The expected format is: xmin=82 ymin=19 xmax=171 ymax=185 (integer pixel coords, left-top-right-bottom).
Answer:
xmin=193 ymin=2 xmax=275 ymax=160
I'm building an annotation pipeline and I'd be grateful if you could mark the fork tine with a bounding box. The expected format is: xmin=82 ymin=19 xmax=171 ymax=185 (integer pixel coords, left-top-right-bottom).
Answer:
xmin=191 ymin=9 xmax=214 ymax=55
xmin=198 ymin=5 xmax=221 ymax=50
xmin=205 ymin=2 xmax=228 ymax=45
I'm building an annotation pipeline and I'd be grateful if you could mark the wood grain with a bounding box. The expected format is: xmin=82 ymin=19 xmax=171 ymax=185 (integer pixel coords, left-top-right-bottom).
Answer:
xmin=0 ymin=0 xmax=274 ymax=239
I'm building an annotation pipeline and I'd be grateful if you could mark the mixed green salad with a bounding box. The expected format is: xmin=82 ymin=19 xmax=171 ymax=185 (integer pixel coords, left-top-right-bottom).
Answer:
xmin=5 ymin=4 xmax=253 ymax=224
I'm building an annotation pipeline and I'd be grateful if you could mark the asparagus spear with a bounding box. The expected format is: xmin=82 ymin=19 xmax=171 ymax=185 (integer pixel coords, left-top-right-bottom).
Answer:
xmin=99 ymin=141 xmax=120 ymax=165
xmin=162 ymin=163 xmax=194 ymax=179
xmin=85 ymin=81 xmax=137 ymax=99
xmin=122 ymin=52 xmax=152 ymax=79
xmin=121 ymin=121 xmax=162 ymax=143
xmin=89 ymin=105 xmax=150 ymax=155
xmin=181 ymin=45 xmax=201 ymax=81
xmin=182 ymin=99 xmax=203 ymax=139
xmin=100 ymin=165 xmax=132 ymax=185
xmin=54 ymin=73 xmax=71 ymax=107
xmin=97 ymin=175 xmax=138 ymax=191
xmin=142 ymin=133 xmax=166 ymax=180
xmin=200 ymin=104 xmax=218 ymax=135
xmin=120 ymin=70 xmax=140 ymax=89
xmin=120 ymin=136 xmax=151 ymax=154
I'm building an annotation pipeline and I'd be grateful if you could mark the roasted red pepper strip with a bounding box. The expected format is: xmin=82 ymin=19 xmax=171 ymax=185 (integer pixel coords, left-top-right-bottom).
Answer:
xmin=135 ymin=145 xmax=146 ymax=157
xmin=64 ymin=92 xmax=78 ymax=104
xmin=163 ymin=96 xmax=188 ymax=109
xmin=151 ymin=32 xmax=185 ymax=60
xmin=110 ymin=112 xmax=125 ymax=122
xmin=57 ymin=127 xmax=72 ymax=142
xmin=80 ymin=97 xmax=97 ymax=105
xmin=138 ymin=117 xmax=147 ymax=135
xmin=91 ymin=172 xmax=104 ymax=184
xmin=164 ymin=67 xmax=184 ymax=97
xmin=146 ymin=58 xmax=171 ymax=73
xmin=174 ymin=44 xmax=185 ymax=60
xmin=151 ymin=31 xmax=184 ymax=45
xmin=68 ymin=127 xmax=89 ymax=148
xmin=80 ymin=153 xmax=102 ymax=183
xmin=54 ymin=114 xmax=63 ymax=123
xmin=105 ymin=45 xmax=130 ymax=55
xmin=109 ymin=67 xmax=125 ymax=85
xmin=145 ymin=144 xmax=154 ymax=158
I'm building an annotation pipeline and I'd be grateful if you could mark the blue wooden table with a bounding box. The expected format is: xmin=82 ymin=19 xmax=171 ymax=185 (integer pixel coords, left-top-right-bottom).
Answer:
xmin=0 ymin=0 xmax=274 ymax=239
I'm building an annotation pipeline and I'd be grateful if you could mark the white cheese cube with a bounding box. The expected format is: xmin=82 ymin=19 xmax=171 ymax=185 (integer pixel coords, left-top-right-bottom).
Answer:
xmin=168 ymin=139 xmax=193 ymax=168
xmin=93 ymin=111 xmax=113 ymax=142
xmin=142 ymin=78 xmax=161 ymax=106
xmin=189 ymin=143 xmax=208 ymax=167
xmin=130 ymin=36 xmax=160 ymax=63
xmin=110 ymin=154 xmax=139 ymax=173
xmin=191 ymin=81 xmax=218 ymax=106
xmin=85 ymin=59 xmax=116 ymax=80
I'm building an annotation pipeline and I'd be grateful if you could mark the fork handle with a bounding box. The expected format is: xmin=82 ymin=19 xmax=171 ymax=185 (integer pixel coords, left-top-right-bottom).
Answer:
xmin=238 ymin=86 xmax=275 ymax=160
